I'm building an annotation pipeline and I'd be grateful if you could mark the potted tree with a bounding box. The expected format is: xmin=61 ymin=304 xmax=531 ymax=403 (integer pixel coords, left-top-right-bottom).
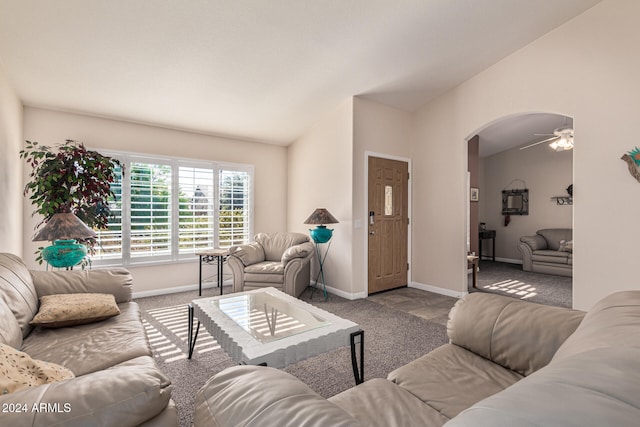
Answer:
xmin=20 ymin=139 xmax=122 ymax=267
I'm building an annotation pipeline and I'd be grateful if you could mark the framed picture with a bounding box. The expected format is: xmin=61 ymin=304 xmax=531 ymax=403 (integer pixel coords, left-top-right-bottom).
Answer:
xmin=470 ymin=187 xmax=479 ymax=202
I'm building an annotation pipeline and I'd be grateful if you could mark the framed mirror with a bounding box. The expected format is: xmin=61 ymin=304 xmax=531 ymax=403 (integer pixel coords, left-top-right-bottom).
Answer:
xmin=502 ymin=189 xmax=529 ymax=215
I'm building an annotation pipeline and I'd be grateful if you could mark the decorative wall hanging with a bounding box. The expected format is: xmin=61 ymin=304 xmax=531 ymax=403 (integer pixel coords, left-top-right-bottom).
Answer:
xmin=551 ymin=184 xmax=573 ymax=205
xmin=621 ymin=147 xmax=640 ymax=183
xmin=502 ymin=189 xmax=529 ymax=215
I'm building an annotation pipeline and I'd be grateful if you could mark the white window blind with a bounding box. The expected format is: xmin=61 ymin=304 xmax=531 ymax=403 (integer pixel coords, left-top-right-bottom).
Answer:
xmin=130 ymin=162 xmax=172 ymax=258
xmin=178 ymin=166 xmax=215 ymax=254
xmin=92 ymin=152 xmax=253 ymax=266
xmin=218 ymin=170 xmax=250 ymax=247
xmin=94 ymin=164 xmax=123 ymax=260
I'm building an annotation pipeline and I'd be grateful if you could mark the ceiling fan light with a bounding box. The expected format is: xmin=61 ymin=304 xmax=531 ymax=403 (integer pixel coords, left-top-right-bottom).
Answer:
xmin=550 ymin=136 xmax=574 ymax=151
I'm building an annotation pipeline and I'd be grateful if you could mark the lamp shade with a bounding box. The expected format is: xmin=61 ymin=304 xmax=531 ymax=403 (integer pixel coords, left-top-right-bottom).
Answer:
xmin=304 ymin=209 xmax=338 ymax=243
xmin=32 ymin=212 xmax=97 ymax=242
xmin=303 ymin=208 xmax=339 ymax=225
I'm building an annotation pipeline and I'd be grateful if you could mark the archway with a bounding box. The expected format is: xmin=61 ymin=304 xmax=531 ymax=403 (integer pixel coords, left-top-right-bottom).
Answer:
xmin=466 ymin=112 xmax=574 ymax=307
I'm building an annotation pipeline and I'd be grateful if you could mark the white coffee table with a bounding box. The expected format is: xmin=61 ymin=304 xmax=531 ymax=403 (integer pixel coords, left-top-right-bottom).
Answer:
xmin=187 ymin=287 xmax=364 ymax=384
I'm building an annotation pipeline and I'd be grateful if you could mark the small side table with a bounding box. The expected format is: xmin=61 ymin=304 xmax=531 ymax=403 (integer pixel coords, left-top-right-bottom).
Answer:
xmin=467 ymin=255 xmax=479 ymax=289
xmin=195 ymin=249 xmax=229 ymax=297
xmin=479 ymin=230 xmax=496 ymax=261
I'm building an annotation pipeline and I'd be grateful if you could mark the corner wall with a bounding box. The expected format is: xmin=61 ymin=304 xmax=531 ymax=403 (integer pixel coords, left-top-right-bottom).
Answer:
xmin=23 ymin=107 xmax=288 ymax=294
xmin=412 ymin=0 xmax=640 ymax=309
xmin=352 ymin=97 xmax=413 ymax=296
xmin=0 ymin=61 xmax=23 ymax=255
xmin=287 ymin=99 xmax=354 ymax=297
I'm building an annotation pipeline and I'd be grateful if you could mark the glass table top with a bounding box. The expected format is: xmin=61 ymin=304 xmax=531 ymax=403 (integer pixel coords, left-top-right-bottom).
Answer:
xmin=212 ymin=290 xmax=330 ymax=343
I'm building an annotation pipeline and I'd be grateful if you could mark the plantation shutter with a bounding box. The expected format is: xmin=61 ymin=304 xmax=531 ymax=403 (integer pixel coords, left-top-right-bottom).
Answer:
xmin=94 ymin=164 xmax=123 ymax=260
xmin=178 ymin=166 xmax=215 ymax=254
xmin=130 ymin=162 xmax=172 ymax=258
xmin=218 ymin=169 xmax=250 ymax=247
xmin=90 ymin=151 xmax=253 ymax=266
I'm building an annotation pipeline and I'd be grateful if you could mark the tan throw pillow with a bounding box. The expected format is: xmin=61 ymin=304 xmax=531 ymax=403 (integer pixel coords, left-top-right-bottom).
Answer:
xmin=30 ymin=293 xmax=120 ymax=328
xmin=0 ymin=343 xmax=74 ymax=394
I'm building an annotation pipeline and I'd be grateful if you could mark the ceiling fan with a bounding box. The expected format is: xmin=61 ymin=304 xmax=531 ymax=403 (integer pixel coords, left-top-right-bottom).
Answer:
xmin=520 ymin=126 xmax=574 ymax=151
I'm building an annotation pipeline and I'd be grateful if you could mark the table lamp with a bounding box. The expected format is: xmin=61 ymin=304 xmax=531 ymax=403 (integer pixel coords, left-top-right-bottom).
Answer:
xmin=32 ymin=212 xmax=97 ymax=268
xmin=304 ymin=208 xmax=339 ymax=243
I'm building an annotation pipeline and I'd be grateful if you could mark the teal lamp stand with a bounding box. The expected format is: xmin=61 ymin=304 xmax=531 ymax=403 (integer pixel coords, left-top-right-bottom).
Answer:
xmin=304 ymin=208 xmax=339 ymax=300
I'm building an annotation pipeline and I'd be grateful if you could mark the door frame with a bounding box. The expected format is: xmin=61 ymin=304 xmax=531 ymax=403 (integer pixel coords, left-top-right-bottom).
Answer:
xmin=364 ymin=151 xmax=412 ymax=296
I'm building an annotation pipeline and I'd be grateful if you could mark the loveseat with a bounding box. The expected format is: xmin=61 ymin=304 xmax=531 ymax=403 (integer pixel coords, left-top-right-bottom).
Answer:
xmin=0 ymin=253 xmax=177 ymax=426
xmin=192 ymin=290 xmax=640 ymax=426
xmin=227 ymin=232 xmax=314 ymax=298
xmin=518 ymin=228 xmax=573 ymax=277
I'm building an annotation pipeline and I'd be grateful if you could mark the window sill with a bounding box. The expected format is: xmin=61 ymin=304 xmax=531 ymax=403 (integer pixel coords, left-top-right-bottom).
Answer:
xmin=90 ymin=256 xmax=200 ymax=269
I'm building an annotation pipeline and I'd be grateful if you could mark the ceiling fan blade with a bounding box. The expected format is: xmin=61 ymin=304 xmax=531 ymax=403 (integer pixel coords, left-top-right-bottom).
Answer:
xmin=520 ymin=136 xmax=558 ymax=150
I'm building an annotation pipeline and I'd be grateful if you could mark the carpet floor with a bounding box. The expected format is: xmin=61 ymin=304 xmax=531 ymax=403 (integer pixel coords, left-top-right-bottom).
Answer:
xmin=136 ymin=287 xmax=449 ymax=427
xmin=472 ymin=260 xmax=572 ymax=308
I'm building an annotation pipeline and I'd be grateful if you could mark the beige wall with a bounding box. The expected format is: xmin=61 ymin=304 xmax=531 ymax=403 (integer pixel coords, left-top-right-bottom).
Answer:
xmin=480 ymin=142 xmax=573 ymax=261
xmin=412 ymin=0 xmax=639 ymax=309
xmin=352 ymin=97 xmax=413 ymax=297
xmin=0 ymin=62 xmax=23 ymax=256
xmin=287 ymin=99 xmax=354 ymax=297
xmin=22 ymin=107 xmax=288 ymax=294
xmin=287 ymin=97 xmax=414 ymax=299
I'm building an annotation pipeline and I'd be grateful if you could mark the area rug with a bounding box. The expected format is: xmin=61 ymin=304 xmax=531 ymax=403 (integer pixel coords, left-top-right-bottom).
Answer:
xmin=137 ymin=288 xmax=448 ymax=427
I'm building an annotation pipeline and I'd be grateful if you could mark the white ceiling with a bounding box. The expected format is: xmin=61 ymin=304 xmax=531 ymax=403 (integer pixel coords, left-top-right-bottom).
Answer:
xmin=478 ymin=113 xmax=574 ymax=158
xmin=0 ymin=0 xmax=599 ymax=145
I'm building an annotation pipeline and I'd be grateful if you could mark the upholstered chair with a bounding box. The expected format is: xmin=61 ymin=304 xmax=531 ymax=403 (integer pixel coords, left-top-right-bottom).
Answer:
xmin=227 ymin=232 xmax=314 ymax=298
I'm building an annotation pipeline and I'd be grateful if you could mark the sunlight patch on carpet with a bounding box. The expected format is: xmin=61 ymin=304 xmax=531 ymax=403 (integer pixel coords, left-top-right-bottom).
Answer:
xmin=483 ymin=279 xmax=538 ymax=300
xmin=144 ymin=304 xmax=220 ymax=363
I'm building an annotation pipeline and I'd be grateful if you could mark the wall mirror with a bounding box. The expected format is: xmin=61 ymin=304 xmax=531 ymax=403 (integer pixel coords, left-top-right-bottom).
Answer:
xmin=502 ymin=189 xmax=529 ymax=215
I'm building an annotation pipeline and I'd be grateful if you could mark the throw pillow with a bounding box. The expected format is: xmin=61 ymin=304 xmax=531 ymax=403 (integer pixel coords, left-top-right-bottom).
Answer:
xmin=559 ymin=240 xmax=573 ymax=253
xmin=30 ymin=293 xmax=120 ymax=328
xmin=0 ymin=343 xmax=74 ymax=394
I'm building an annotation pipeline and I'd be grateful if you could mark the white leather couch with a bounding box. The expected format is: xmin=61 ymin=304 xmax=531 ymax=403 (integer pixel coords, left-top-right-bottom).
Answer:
xmin=0 ymin=253 xmax=176 ymax=426
xmin=193 ymin=290 xmax=640 ymax=426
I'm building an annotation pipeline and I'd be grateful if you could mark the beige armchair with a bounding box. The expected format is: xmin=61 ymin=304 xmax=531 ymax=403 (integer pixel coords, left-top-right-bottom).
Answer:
xmin=227 ymin=232 xmax=314 ymax=297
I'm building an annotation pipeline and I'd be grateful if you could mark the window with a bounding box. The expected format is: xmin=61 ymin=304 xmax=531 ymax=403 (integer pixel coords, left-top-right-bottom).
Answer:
xmin=92 ymin=152 xmax=253 ymax=266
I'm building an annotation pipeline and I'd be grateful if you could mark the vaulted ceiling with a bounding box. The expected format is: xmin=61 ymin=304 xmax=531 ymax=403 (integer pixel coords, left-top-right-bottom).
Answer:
xmin=0 ymin=0 xmax=599 ymax=145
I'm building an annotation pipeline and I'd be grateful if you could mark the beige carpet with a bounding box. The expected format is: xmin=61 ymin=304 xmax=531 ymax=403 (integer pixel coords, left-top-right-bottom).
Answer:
xmin=136 ymin=287 xmax=448 ymax=427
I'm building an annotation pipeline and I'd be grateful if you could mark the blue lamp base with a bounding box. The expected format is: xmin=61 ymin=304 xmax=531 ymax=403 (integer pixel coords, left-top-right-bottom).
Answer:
xmin=309 ymin=225 xmax=333 ymax=243
xmin=42 ymin=239 xmax=87 ymax=268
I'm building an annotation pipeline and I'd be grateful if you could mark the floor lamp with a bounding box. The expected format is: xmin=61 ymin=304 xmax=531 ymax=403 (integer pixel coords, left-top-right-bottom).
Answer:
xmin=304 ymin=208 xmax=339 ymax=299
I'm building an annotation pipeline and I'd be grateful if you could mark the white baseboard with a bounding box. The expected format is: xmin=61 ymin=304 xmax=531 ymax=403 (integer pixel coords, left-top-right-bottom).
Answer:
xmin=495 ymin=257 xmax=522 ymax=265
xmin=132 ymin=278 xmax=232 ymax=299
xmin=319 ymin=281 xmax=466 ymax=300
xmin=312 ymin=282 xmax=367 ymax=300
xmin=409 ymin=281 xmax=467 ymax=299
xmin=134 ymin=280 xmax=367 ymax=300
xmin=135 ymin=280 xmax=467 ymax=301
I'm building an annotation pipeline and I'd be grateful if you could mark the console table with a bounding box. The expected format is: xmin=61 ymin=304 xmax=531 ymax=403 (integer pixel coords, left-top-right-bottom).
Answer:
xmin=479 ymin=230 xmax=496 ymax=261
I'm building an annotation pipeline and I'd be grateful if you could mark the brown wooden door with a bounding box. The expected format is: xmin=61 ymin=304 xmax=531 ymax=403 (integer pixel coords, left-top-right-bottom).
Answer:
xmin=368 ymin=156 xmax=409 ymax=294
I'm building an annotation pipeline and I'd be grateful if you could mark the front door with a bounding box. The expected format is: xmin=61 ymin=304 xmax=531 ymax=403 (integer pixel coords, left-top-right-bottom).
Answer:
xmin=367 ymin=156 xmax=409 ymax=294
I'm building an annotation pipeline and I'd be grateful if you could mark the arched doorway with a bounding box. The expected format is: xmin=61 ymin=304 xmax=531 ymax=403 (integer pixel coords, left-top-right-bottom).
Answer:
xmin=466 ymin=112 xmax=574 ymax=307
